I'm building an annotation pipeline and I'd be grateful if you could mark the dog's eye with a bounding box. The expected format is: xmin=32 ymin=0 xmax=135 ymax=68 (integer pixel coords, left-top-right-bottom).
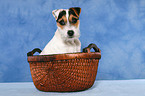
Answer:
xmin=59 ymin=20 xmax=65 ymax=25
xmin=72 ymin=18 xmax=78 ymax=24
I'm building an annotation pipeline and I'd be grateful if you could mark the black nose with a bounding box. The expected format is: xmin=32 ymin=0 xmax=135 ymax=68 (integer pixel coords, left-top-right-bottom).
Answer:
xmin=67 ymin=30 xmax=74 ymax=37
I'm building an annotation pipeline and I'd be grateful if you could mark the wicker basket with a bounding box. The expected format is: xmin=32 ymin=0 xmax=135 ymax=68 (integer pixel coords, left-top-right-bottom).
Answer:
xmin=27 ymin=43 xmax=101 ymax=92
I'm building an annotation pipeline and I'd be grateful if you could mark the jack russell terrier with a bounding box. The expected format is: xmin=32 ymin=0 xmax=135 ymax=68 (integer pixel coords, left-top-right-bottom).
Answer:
xmin=40 ymin=7 xmax=81 ymax=55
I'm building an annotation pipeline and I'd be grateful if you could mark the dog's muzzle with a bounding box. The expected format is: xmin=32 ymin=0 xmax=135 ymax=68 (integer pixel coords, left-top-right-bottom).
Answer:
xmin=67 ymin=30 xmax=74 ymax=38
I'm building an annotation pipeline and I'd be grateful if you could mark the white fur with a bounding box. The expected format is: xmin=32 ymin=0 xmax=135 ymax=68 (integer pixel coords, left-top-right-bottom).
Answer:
xmin=40 ymin=9 xmax=81 ymax=55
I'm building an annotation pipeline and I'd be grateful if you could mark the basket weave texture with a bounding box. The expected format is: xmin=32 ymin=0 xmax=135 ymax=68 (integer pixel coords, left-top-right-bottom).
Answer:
xmin=27 ymin=44 xmax=101 ymax=92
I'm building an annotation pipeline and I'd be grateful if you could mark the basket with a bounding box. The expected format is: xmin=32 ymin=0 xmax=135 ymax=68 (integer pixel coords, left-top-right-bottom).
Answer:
xmin=27 ymin=43 xmax=101 ymax=92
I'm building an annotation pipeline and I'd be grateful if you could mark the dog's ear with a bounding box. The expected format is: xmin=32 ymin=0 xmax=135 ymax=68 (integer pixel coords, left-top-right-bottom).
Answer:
xmin=69 ymin=7 xmax=81 ymax=17
xmin=52 ymin=9 xmax=63 ymax=20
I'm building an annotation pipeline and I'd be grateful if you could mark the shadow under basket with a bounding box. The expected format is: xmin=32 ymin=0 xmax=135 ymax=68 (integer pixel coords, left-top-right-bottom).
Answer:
xmin=27 ymin=43 xmax=101 ymax=92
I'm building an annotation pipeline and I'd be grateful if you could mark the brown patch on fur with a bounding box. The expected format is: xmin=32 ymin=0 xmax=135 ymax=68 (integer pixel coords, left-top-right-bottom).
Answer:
xmin=69 ymin=14 xmax=79 ymax=28
xmin=57 ymin=15 xmax=67 ymax=29
xmin=69 ymin=8 xmax=81 ymax=17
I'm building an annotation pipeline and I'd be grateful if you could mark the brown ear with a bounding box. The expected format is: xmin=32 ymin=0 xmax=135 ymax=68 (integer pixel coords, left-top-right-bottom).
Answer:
xmin=69 ymin=7 xmax=81 ymax=17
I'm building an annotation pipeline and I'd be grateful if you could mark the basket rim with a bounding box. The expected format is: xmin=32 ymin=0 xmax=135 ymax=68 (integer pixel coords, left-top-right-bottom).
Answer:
xmin=27 ymin=52 xmax=101 ymax=62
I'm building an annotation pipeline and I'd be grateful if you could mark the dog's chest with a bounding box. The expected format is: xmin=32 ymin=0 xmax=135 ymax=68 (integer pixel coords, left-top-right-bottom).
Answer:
xmin=64 ymin=40 xmax=80 ymax=53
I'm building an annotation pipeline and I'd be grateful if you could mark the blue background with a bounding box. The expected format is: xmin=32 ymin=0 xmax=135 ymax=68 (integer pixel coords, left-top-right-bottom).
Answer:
xmin=0 ymin=0 xmax=145 ymax=82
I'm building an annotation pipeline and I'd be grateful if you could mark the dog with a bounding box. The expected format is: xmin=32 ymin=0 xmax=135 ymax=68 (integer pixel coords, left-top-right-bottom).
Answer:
xmin=40 ymin=7 xmax=81 ymax=55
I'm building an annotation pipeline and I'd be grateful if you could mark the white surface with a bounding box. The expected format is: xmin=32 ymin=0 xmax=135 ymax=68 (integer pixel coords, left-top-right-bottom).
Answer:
xmin=0 ymin=79 xmax=145 ymax=96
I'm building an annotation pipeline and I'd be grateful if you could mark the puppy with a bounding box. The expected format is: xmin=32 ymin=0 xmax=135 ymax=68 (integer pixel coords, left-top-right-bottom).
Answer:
xmin=40 ymin=7 xmax=81 ymax=55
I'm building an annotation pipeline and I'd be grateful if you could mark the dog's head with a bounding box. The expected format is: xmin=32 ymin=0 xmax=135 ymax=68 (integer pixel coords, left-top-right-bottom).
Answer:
xmin=52 ymin=7 xmax=81 ymax=41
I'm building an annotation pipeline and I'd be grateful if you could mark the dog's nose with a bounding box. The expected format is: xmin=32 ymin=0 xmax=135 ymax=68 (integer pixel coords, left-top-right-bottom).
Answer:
xmin=67 ymin=30 xmax=74 ymax=37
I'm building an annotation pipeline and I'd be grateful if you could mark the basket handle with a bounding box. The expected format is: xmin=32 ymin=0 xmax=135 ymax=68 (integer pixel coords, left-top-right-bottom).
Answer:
xmin=27 ymin=48 xmax=42 ymax=56
xmin=83 ymin=43 xmax=100 ymax=53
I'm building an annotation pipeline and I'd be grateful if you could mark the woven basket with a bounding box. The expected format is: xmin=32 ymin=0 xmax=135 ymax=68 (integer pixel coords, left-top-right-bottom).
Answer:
xmin=27 ymin=43 xmax=101 ymax=92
